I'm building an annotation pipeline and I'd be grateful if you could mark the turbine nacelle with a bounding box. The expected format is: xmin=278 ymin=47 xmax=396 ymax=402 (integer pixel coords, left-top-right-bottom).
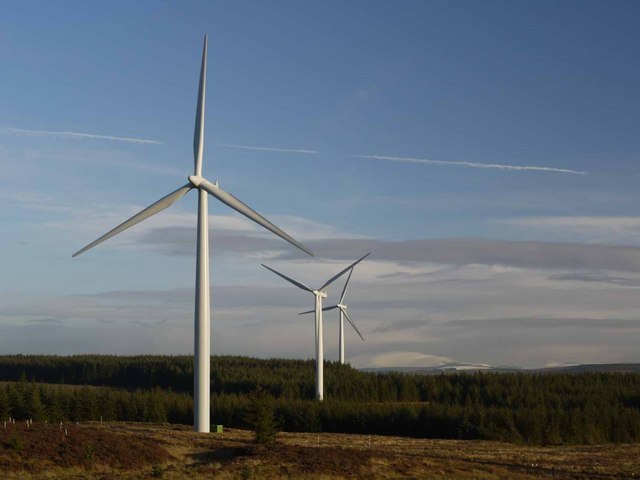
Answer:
xmin=313 ymin=290 xmax=328 ymax=298
xmin=188 ymin=175 xmax=218 ymax=189
xmin=188 ymin=175 xmax=204 ymax=188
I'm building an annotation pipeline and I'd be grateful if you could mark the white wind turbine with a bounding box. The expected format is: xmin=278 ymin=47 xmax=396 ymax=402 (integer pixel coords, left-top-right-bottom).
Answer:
xmin=262 ymin=252 xmax=370 ymax=400
xmin=72 ymin=35 xmax=313 ymax=433
xmin=299 ymin=266 xmax=365 ymax=364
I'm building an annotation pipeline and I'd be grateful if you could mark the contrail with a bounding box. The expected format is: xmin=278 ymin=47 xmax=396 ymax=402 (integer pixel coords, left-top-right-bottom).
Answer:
xmin=216 ymin=142 xmax=585 ymax=174
xmin=215 ymin=143 xmax=319 ymax=154
xmin=4 ymin=127 xmax=161 ymax=145
xmin=356 ymin=154 xmax=586 ymax=175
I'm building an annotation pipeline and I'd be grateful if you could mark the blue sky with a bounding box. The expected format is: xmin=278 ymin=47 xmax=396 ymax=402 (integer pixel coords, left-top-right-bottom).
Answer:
xmin=1 ymin=1 xmax=640 ymax=368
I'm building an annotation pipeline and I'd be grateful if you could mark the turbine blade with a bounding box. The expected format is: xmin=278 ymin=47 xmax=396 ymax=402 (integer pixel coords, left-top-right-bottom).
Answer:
xmin=193 ymin=35 xmax=207 ymax=175
xmin=319 ymin=252 xmax=371 ymax=291
xmin=342 ymin=308 xmax=365 ymax=341
xmin=262 ymin=264 xmax=314 ymax=292
xmin=198 ymin=177 xmax=313 ymax=256
xmin=72 ymin=184 xmax=192 ymax=257
xmin=339 ymin=268 xmax=354 ymax=304
xmin=298 ymin=305 xmax=338 ymax=315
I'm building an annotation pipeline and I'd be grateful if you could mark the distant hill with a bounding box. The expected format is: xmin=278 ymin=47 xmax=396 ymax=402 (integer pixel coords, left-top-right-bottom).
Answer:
xmin=530 ymin=363 xmax=640 ymax=374
xmin=360 ymin=363 xmax=640 ymax=374
xmin=360 ymin=362 xmax=520 ymax=374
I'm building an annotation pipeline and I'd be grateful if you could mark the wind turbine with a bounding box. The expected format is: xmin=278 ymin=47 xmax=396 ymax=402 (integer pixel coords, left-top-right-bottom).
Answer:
xmin=72 ymin=35 xmax=313 ymax=433
xmin=299 ymin=266 xmax=365 ymax=364
xmin=262 ymin=252 xmax=370 ymax=400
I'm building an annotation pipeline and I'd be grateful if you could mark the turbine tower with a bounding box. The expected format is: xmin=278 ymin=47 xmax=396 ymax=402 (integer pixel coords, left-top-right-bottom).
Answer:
xmin=262 ymin=253 xmax=370 ymax=400
xmin=300 ymin=266 xmax=365 ymax=364
xmin=72 ymin=35 xmax=313 ymax=433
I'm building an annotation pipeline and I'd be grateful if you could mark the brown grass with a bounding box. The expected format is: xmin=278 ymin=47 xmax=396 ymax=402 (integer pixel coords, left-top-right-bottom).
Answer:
xmin=1 ymin=422 xmax=639 ymax=479
xmin=0 ymin=422 xmax=171 ymax=476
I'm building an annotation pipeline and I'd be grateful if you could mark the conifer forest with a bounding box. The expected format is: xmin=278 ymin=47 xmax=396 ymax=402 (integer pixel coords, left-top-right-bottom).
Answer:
xmin=0 ymin=355 xmax=638 ymax=445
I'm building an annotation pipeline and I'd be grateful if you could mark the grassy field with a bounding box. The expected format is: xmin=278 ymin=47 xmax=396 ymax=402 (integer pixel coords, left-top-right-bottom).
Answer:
xmin=1 ymin=422 xmax=639 ymax=479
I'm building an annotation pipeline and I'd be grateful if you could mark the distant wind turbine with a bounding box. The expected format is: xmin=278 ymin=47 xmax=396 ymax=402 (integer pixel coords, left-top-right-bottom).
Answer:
xmin=262 ymin=252 xmax=370 ymax=400
xmin=299 ymin=266 xmax=364 ymax=364
xmin=72 ymin=35 xmax=313 ymax=433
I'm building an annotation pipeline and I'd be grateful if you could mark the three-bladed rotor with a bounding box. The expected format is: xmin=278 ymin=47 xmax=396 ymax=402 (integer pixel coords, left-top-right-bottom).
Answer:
xmin=72 ymin=35 xmax=312 ymax=260
xmin=294 ymin=254 xmax=369 ymax=342
xmin=262 ymin=252 xmax=370 ymax=295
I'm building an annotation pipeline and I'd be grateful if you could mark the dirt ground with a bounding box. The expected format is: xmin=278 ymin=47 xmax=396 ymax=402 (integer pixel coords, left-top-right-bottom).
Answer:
xmin=1 ymin=422 xmax=639 ymax=479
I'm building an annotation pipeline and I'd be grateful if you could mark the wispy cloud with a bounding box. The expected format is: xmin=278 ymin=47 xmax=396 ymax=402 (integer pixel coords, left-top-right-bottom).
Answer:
xmin=215 ymin=143 xmax=319 ymax=154
xmin=125 ymin=226 xmax=640 ymax=274
xmin=448 ymin=316 xmax=640 ymax=330
xmin=498 ymin=216 xmax=640 ymax=244
xmin=4 ymin=127 xmax=161 ymax=145
xmin=356 ymin=154 xmax=586 ymax=175
xmin=500 ymin=216 xmax=640 ymax=229
xmin=548 ymin=271 xmax=640 ymax=287
xmin=67 ymin=157 xmax=181 ymax=176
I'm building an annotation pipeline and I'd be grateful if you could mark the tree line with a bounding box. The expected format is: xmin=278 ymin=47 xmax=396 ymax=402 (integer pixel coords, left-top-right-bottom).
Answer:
xmin=0 ymin=355 xmax=639 ymax=444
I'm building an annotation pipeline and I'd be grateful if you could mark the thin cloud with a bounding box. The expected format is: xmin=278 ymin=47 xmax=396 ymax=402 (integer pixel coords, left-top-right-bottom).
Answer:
xmin=215 ymin=143 xmax=319 ymax=154
xmin=276 ymin=237 xmax=640 ymax=272
xmin=68 ymin=157 xmax=182 ymax=176
xmin=448 ymin=316 xmax=640 ymax=330
xmin=356 ymin=154 xmax=586 ymax=175
xmin=4 ymin=127 xmax=161 ymax=145
xmin=548 ymin=271 xmax=640 ymax=287
xmin=131 ymin=228 xmax=640 ymax=274
xmin=500 ymin=216 xmax=640 ymax=229
xmin=498 ymin=216 xmax=640 ymax=244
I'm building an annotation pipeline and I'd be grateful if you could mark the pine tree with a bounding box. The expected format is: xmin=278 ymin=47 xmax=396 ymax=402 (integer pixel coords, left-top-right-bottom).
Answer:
xmin=0 ymin=386 xmax=10 ymax=421
xmin=7 ymin=383 xmax=25 ymax=420
xmin=244 ymin=387 xmax=277 ymax=444
xmin=25 ymin=385 xmax=47 ymax=421
xmin=98 ymin=390 xmax=117 ymax=421
xmin=144 ymin=392 xmax=167 ymax=423
xmin=77 ymin=387 xmax=98 ymax=421
xmin=46 ymin=390 xmax=65 ymax=423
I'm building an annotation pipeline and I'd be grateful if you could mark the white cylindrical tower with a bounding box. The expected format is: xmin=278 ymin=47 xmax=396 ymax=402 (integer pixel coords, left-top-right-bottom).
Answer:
xmin=315 ymin=293 xmax=324 ymax=401
xmin=339 ymin=309 xmax=345 ymax=364
xmin=194 ymin=189 xmax=211 ymax=432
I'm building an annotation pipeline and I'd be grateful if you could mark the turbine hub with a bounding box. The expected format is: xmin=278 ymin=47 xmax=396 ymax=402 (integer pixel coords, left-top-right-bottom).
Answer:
xmin=188 ymin=175 xmax=204 ymax=188
xmin=337 ymin=303 xmax=347 ymax=309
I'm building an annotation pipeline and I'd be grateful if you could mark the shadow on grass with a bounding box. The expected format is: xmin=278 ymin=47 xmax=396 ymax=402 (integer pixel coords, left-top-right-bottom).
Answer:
xmin=185 ymin=446 xmax=252 ymax=465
